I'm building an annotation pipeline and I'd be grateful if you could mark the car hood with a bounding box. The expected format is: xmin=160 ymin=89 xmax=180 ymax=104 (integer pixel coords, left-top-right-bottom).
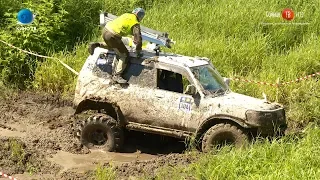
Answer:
xmin=205 ymin=92 xmax=282 ymax=111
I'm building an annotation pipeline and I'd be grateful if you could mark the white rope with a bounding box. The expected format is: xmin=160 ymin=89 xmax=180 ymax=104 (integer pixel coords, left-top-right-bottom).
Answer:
xmin=0 ymin=39 xmax=79 ymax=75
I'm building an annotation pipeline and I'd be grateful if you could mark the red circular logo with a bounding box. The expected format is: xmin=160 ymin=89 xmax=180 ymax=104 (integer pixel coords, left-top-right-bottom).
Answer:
xmin=282 ymin=8 xmax=294 ymax=21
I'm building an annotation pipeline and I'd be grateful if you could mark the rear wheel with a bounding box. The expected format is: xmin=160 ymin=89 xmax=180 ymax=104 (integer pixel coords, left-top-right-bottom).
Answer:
xmin=76 ymin=113 xmax=123 ymax=152
xmin=201 ymin=123 xmax=248 ymax=152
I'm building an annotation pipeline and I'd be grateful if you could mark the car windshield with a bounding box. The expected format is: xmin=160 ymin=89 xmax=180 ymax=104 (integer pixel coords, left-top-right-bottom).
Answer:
xmin=191 ymin=65 xmax=228 ymax=95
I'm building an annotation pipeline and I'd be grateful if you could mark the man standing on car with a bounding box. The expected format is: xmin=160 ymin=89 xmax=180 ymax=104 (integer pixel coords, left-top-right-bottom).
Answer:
xmin=101 ymin=8 xmax=145 ymax=84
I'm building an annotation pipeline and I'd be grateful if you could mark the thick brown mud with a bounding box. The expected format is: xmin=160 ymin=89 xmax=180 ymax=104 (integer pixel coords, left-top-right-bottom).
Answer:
xmin=0 ymin=91 xmax=197 ymax=179
xmin=0 ymin=137 xmax=61 ymax=175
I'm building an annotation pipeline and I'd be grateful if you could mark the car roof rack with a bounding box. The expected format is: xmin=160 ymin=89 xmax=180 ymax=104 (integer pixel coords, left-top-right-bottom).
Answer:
xmin=99 ymin=12 xmax=175 ymax=55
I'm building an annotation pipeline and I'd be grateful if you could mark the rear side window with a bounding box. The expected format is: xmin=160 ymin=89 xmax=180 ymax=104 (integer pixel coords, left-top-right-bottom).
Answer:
xmin=123 ymin=63 xmax=156 ymax=88
xmin=91 ymin=52 xmax=115 ymax=77
xmin=95 ymin=53 xmax=114 ymax=74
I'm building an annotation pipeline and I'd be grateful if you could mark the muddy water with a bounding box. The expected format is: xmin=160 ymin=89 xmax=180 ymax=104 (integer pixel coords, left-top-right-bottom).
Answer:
xmin=49 ymin=150 xmax=157 ymax=173
xmin=0 ymin=128 xmax=25 ymax=138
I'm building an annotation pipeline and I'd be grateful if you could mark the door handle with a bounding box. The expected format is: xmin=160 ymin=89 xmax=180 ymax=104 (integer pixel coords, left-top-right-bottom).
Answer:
xmin=155 ymin=94 xmax=164 ymax=98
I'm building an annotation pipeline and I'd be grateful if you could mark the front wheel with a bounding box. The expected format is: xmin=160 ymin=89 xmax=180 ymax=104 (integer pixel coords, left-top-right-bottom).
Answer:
xmin=201 ymin=123 xmax=248 ymax=152
xmin=76 ymin=114 xmax=123 ymax=152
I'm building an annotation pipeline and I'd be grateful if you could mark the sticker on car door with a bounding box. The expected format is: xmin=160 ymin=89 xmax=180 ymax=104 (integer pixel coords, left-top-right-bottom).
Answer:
xmin=178 ymin=97 xmax=192 ymax=113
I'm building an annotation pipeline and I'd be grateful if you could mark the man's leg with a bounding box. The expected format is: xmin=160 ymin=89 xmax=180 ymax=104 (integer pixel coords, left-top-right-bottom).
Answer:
xmin=89 ymin=29 xmax=112 ymax=55
xmin=113 ymin=49 xmax=128 ymax=74
xmin=110 ymin=37 xmax=129 ymax=83
xmin=102 ymin=30 xmax=129 ymax=83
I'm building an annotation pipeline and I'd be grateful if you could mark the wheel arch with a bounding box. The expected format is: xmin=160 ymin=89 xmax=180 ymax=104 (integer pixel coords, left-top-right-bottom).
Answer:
xmin=195 ymin=115 xmax=249 ymax=142
xmin=75 ymin=99 xmax=126 ymax=126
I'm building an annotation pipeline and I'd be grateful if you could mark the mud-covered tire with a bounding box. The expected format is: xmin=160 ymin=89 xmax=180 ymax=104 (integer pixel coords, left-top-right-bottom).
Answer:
xmin=201 ymin=123 xmax=248 ymax=152
xmin=76 ymin=114 xmax=123 ymax=152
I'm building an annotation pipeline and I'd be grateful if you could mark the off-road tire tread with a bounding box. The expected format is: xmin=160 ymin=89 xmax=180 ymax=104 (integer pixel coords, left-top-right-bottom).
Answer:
xmin=76 ymin=113 xmax=123 ymax=152
xmin=202 ymin=123 xmax=248 ymax=152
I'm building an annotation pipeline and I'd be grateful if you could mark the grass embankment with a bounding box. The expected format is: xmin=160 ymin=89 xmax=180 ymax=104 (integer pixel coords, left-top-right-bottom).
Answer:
xmin=153 ymin=126 xmax=320 ymax=180
xmin=93 ymin=126 xmax=320 ymax=180
xmin=1 ymin=0 xmax=319 ymax=179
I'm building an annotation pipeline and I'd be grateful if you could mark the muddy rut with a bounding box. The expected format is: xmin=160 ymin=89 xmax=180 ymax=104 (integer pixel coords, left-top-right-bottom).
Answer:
xmin=0 ymin=92 xmax=197 ymax=179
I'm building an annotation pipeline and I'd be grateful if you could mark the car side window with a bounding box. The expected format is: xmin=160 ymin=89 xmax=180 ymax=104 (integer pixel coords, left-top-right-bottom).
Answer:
xmin=157 ymin=69 xmax=191 ymax=94
xmin=91 ymin=52 xmax=115 ymax=77
xmin=123 ymin=63 xmax=156 ymax=88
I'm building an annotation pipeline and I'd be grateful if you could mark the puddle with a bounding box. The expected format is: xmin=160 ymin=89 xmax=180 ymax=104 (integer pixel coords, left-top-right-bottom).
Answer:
xmin=0 ymin=128 xmax=25 ymax=138
xmin=48 ymin=150 xmax=157 ymax=173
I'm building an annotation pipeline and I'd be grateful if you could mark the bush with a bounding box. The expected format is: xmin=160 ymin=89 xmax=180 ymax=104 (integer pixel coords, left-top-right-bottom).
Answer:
xmin=0 ymin=0 xmax=105 ymax=88
xmin=32 ymin=41 xmax=90 ymax=93
xmin=0 ymin=0 xmax=67 ymax=88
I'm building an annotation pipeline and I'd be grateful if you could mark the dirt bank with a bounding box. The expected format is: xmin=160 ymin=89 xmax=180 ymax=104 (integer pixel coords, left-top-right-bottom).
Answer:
xmin=0 ymin=91 xmax=195 ymax=179
xmin=0 ymin=91 xmax=89 ymax=155
xmin=0 ymin=137 xmax=61 ymax=175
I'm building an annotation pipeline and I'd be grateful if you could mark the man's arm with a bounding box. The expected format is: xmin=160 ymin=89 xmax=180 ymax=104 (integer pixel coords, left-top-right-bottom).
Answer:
xmin=132 ymin=24 xmax=142 ymax=51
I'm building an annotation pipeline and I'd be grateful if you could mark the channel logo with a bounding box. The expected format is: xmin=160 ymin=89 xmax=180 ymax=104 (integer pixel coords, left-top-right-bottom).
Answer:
xmin=17 ymin=8 xmax=35 ymax=25
xmin=266 ymin=8 xmax=304 ymax=21
xmin=282 ymin=8 xmax=294 ymax=21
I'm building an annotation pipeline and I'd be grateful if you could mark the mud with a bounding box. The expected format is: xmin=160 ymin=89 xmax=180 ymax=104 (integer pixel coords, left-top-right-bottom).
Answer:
xmin=0 ymin=92 xmax=89 ymax=155
xmin=0 ymin=137 xmax=61 ymax=175
xmin=0 ymin=91 xmax=197 ymax=179
xmin=114 ymin=153 xmax=200 ymax=179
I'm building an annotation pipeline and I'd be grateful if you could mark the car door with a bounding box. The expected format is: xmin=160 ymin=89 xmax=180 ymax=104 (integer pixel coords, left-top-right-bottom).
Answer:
xmin=143 ymin=67 xmax=202 ymax=132
xmin=120 ymin=62 xmax=158 ymax=124
xmin=121 ymin=62 xmax=201 ymax=132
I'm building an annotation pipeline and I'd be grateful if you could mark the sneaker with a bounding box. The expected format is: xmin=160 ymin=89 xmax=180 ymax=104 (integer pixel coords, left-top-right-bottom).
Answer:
xmin=112 ymin=75 xmax=127 ymax=84
xmin=88 ymin=42 xmax=101 ymax=55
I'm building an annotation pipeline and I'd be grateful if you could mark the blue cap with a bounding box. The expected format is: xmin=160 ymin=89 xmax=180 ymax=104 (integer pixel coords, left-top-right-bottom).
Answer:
xmin=132 ymin=8 xmax=145 ymax=22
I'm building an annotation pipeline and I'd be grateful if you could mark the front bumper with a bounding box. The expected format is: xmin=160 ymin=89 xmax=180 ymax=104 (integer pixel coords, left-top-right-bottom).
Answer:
xmin=245 ymin=108 xmax=287 ymax=136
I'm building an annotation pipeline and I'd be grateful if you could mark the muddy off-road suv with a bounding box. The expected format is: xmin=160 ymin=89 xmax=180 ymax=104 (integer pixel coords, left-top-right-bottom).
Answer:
xmin=73 ymin=45 xmax=287 ymax=152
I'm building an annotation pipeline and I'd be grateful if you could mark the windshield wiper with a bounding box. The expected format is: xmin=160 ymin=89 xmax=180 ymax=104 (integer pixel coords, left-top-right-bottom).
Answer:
xmin=205 ymin=88 xmax=225 ymax=97
xmin=224 ymin=88 xmax=231 ymax=94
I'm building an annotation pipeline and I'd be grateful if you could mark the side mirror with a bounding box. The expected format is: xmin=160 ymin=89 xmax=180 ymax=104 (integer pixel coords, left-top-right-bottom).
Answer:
xmin=184 ymin=84 xmax=197 ymax=95
xmin=223 ymin=77 xmax=230 ymax=87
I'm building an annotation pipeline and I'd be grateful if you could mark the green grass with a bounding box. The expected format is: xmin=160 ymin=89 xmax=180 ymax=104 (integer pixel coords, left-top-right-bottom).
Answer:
xmin=141 ymin=0 xmax=320 ymax=127
xmin=149 ymin=126 xmax=320 ymax=180
xmin=9 ymin=139 xmax=38 ymax=175
xmin=32 ymin=29 xmax=103 ymax=94
xmin=10 ymin=139 xmax=25 ymax=164
xmin=95 ymin=163 xmax=116 ymax=180
xmin=32 ymin=42 xmax=87 ymax=94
